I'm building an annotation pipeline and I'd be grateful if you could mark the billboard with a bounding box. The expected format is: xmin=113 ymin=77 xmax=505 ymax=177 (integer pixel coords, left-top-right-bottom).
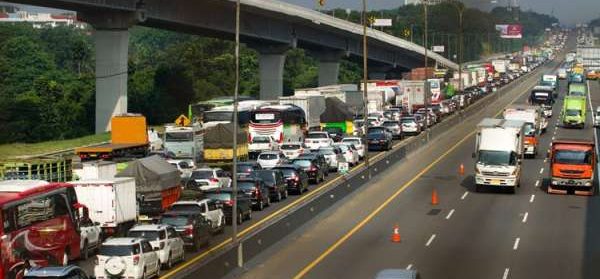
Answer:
xmin=432 ymin=45 xmax=445 ymax=53
xmin=495 ymin=24 xmax=522 ymax=39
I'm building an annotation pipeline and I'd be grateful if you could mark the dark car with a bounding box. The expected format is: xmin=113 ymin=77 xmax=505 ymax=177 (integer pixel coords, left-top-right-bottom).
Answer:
xmin=323 ymin=126 xmax=344 ymax=142
xmin=236 ymin=161 xmax=262 ymax=177
xmin=290 ymin=158 xmax=324 ymax=184
xmin=367 ymin=127 xmax=393 ymax=151
xmin=204 ymin=188 xmax=252 ymax=225
xmin=237 ymin=177 xmax=271 ymax=210
xmin=273 ymin=164 xmax=309 ymax=194
xmin=253 ymin=169 xmax=288 ymax=202
xmin=24 ymin=266 xmax=90 ymax=279
xmin=297 ymin=153 xmax=330 ymax=176
xmin=159 ymin=210 xmax=211 ymax=250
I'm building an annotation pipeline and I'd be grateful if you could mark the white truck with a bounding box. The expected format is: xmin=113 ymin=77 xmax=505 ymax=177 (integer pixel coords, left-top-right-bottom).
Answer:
xmin=503 ymin=105 xmax=543 ymax=157
xmin=72 ymin=177 xmax=138 ymax=237
xmin=163 ymin=124 xmax=204 ymax=163
xmin=279 ymin=95 xmax=326 ymax=131
xmin=396 ymin=80 xmax=428 ymax=113
xmin=492 ymin=59 xmax=509 ymax=74
xmin=295 ymin=84 xmax=364 ymax=117
xmin=474 ymin=118 xmax=525 ymax=193
xmin=367 ymin=90 xmax=385 ymax=114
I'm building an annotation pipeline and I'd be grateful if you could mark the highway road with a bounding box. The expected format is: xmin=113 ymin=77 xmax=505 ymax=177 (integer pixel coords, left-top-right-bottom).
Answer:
xmin=225 ymin=64 xmax=600 ymax=277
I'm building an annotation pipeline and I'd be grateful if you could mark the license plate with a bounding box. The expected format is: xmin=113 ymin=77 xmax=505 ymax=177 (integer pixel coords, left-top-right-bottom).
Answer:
xmin=490 ymin=179 xmax=502 ymax=185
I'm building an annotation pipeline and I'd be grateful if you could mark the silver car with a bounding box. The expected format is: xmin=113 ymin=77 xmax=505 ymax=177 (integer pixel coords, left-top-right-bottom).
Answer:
xmin=382 ymin=121 xmax=403 ymax=139
xmin=317 ymin=147 xmax=344 ymax=171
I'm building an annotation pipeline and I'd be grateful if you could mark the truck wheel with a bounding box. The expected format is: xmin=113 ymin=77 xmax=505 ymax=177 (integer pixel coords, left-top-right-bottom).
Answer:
xmin=283 ymin=189 xmax=288 ymax=199
xmin=257 ymin=200 xmax=264 ymax=211
xmin=474 ymin=184 xmax=481 ymax=192
xmin=276 ymin=191 xmax=282 ymax=202
xmin=237 ymin=211 xmax=243 ymax=224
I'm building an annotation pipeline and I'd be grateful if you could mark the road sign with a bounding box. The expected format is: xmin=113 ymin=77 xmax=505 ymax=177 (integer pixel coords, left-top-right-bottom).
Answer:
xmin=373 ymin=18 xmax=392 ymax=27
xmin=403 ymin=29 xmax=411 ymax=38
xmin=432 ymin=45 xmax=445 ymax=53
xmin=175 ymin=114 xmax=191 ymax=127
xmin=338 ymin=162 xmax=349 ymax=174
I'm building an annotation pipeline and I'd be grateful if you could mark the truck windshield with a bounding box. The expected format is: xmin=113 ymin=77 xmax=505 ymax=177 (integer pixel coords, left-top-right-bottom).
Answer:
xmin=570 ymin=91 xmax=585 ymax=97
xmin=565 ymin=109 xmax=581 ymax=117
xmin=524 ymin=123 xmax=536 ymax=136
xmin=478 ymin=150 xmax=516 ymax=166
xmin=554 ymin=150 xmax=592 ymax=165
xmin=165 ymin=132 xmax=193 ymax=142
xmin=204 ymin=111 xmax=233 ymax=123
xmin=251 ymin=136 xmax=271 ymax=143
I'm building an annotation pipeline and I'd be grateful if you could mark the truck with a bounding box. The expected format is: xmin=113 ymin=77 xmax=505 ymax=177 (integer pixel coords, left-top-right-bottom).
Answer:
xmin=396 ymin=80 xmax=429 ymax=113
xmin=530 ymin=85 xmax=555 ymax=117
xmin=71 ymin=177 xmax=137 ymax=237
xmin=473 ymin=118 xmax=525 ymax=193
xmin=548 ymin=139 xmax=596 ymax=195
xmin=115 ymin=155 xmax=182 ymax=220
xmin=76 ymin=114 xmax=149 ymax=161
xmin=367 ymin=90 xmax=385 ymax=114
xmin=295 ymin=84 xmax=364 ymax=117
xmin=279 ymin=95 xmax=326 ymax=131
xmin=561 ymin=96 xmax=587 ymax=128
xmin=541 ymin=74 xmax=558 ymax=90
xmin=73 ymin=160 xmax=117 ymax=180
xmin=503 ymin=105 xmax=542 ymax=157
xmin=568 ymin=83 xmax=587 ymax=97
xmin=492 ymin=59 xmax=509 ymax=74
xmin=0 ymin=156 xmax=72 ymax=182
xmin=202 ymin=123 xmax=249 ymax=164
xmin=163 ymin=123 xmax=205 ymax=163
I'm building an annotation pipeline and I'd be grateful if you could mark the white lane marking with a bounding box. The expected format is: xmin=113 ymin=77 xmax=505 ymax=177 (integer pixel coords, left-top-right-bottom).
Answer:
xmin=406 ymin=264 xmax=413 ymax=270
xmin=535 ymin=180 xmax=540 ymax=187
xmin=503 ymin=268 xmax=510 ymax=279
xmin=425 ymin=234 xmax=437 ymax=247
xmin=513 ymin=237 xmax=521 ymax=250
xmin=530 ymin=194 xmax=536 ymax=203
xmin=445 ymin=209 xmax=455 ymax=220
xmin=587 ymin=81 xmax=600 ymax=170
xmin=522 ymin=212 xmax=529 ymax=223
xmin=461 ymin=191 xmax=469 ymax=200
xmin=552 ymin=136 xmax=555 ymax=141
xmin=539 ymin=168 xmax=544 ymax=174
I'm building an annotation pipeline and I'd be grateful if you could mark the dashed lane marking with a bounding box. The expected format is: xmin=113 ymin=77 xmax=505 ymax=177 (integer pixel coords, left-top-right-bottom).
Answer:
xmin=461 ymin=191 xmax=469 ymax=200
xmin=445 ymin=209 xmax=455 ymax=220
xmin=425 ymin=234 xmax=437 ymax=247
xmin=503 ymin=268 xmax=510 ymax=279
xmin=530 ymin=194 xmax=536 ymax=203
xmin=522 ymin=212 xmax=529 ymax=223
xmin=513 ymin=237 xmax=521 ymax=250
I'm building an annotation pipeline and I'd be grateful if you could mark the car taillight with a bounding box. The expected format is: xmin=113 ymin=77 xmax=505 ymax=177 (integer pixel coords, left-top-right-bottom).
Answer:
xmin=248 ymin=134 xmax=252 ymax=142
xmin=133 ymin=255 xmax=140 ymax=265
xmin=210 ymin=178 xmax=219 ymax=183
xmin=279 ymin=132 xmax=284 ymax=143
xmin=184 ymin=225 xmax=194 ymax=237
xmin=225 ymin=200 xmax=234 ymax=206
xmin=310 ymin=166 xmax=317 ymax=171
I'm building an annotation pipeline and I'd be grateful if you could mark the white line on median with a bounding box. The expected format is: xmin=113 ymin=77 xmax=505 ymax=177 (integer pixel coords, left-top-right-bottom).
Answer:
xmin=539 ymin=168 xmax=544 ymax=174
xmin=522 ymin=212 xmax=529 ymax=223
xmin=461 ymin=191 xmax=469 ymax=200
xmin=406 ymin=264 xmax=413 ymax=270
xmin=446 ymin=209 xmax=455 ymax=220
xmin=425 ymin=234 xmax=437 ymax=247
xmin=503 ymin=268 xmax=510 ymax=279
xmin=513 ymin=237 xmax=520 ymax=250
xmin=535 ymin=180 xmax=540 ymax=187
xmin=530 ymin=194 xmax=535 ymax=203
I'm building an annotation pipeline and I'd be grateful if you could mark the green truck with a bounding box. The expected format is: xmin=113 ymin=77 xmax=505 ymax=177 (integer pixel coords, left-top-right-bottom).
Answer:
xmin=0 ymin=156 xmax=73 ymax=182
xmin=561 ymin=96 xmax=587 ymax=128
xmin=568 ymin=83 xmax=587 ymax=97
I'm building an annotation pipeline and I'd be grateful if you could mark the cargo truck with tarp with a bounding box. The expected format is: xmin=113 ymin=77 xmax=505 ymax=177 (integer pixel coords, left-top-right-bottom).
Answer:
xmin=0 ymin=156 xmax=72 ymax=182
xmin=203 ymin=123 xmax=248 ymax=164
xmin=320 ymin=97 xmax=355 ymax=136
xmin=115 ymin=155 xmax=182 ymax=220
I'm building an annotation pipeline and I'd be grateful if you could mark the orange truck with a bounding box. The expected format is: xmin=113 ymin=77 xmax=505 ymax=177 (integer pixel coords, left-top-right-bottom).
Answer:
xmin=548 ymin=139 xmax=596 ymax=195
xmin=76 ymin=114 xmax=149 ymax=160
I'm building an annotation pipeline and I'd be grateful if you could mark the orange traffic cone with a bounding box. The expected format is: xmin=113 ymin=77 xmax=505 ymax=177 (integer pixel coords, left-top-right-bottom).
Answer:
xmin=459 ymin=163 xmax=465 ymax=175
xmin=431 ymin=189 xmax=439 ymax=205
xmin=391 ymin=224 xmax=401 ymax=243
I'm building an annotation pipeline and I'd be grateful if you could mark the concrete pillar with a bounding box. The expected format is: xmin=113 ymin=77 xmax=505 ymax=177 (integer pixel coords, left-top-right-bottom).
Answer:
xmin=314 ymin=50 xmax=345 ymax=86
xmin=80 ymin=11 xmax=136 ymax=133
xmin=255 ymin=45 xmax=290 ymax=100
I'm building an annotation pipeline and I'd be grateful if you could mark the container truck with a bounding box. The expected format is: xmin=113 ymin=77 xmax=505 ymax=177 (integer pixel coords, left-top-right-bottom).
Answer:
xmin=492 ymin=59 xmax=509 ymax=74
xmin=396 ymin=80 xmax=429 ymax=113
xmin=279 ymin=95 xmax=326 ymax=131
xmin=163 ymin=123 xmax=205 ymax=163
xmin=295 ymin=84 xmax=364 ymax=117
xmin=561 ymin=96 xmax=586 ymax=128
xmin=503 ymin=105 xmax=542 ymax=157
xmin=202 ymin=123 xmax=249 ymax=164
xmin=367 ymin=90 xmax=385 ymax=114
xmin=72 ymin=177 xmax=137 ymax=237
xmin=473 ymin=118 xmax=525 ymax=193
xmin=548 ymin=139 xmax=596 ymax=195
xmin=76 ymin=114 xmax=149 ymax=161
xmin=73 ymin=160 xmax=117 ymax=181
xmin=0 ymin=156 xmax=72 ymax=182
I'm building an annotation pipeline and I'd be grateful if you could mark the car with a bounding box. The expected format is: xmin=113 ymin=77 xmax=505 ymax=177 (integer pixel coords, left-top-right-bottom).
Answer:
xmin=188 ymin=168 xmax=231 ymax=191
xmin=257 ymin=151 xmax=285 ymax=169
xmin=94 ymin=238 xmax=160 ymax=279
xmin=341 ymin=137 xmax=365 ymax=159
xmin=159 ymin=210 xmax=212 ymax=250
xmin=127 ymin=224 xmax=185 ymax=269
xmin=168 ymin=159 xmax=195 ymax=180
xmin=400 ymin=117 xmax=421 ymax=135
xmin=273 ymin=165 xmax=309 ymax=194
xmin=366 ymin=116 xmax=381 ymax=127
xmin=367 ymin=126 xmax=393 ymax=151
xmin=353 ymin=119 xmax=365 ymax=136
xmin=79 ymin=217 xmax=102 ymax=260
xmin=323 ymin=126 xmax=345 ymax=142
xmin=595 ymin=106 xmax=600 ymax=127
xmin=203 ymin=188 xmax=253 ymax=225
xmin=290 ymin=158 xmax=325 ymax=184
xmin=279 ymin=142 xmax=305 ymax=159
xmin=317 ymin=147 xmax=344 ymax=171
xmin=304 ymin=131 xmax=333 ymax=150
xmin=412 ymin=113 xmax=425 ymax=129
xmin=383 ymin=109 xmax=401 ymax=121
xmin=248 ymin=135 xmax=276 ymax=159
xmin=237 ymin=177 xmax=271 ymax=210
xmin=236 ymin=161 xmax=262 ymax=177
xmin=375 ymin=269 xmax=420 ymax=279
xmin=169 ymin=199 xmax=226 ymax=234
xmin=368 ymin=112 xmax=385 ymax=123
xmin=382 ymin=120 xmax=403 ymax=139
xmin=25 ymin=266 xmax=90 ymax=279
xmin=297 ymin=152 xmax=330 ymax=177
xmin=333 ymin=143 xmax=359 ymax=167
xmin=253 ymin=169 xmax=288 ymax=202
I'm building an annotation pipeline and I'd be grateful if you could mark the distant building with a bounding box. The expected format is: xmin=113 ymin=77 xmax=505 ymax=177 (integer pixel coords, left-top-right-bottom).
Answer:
xmin=0 ymin=10 xmax=85 ymax=29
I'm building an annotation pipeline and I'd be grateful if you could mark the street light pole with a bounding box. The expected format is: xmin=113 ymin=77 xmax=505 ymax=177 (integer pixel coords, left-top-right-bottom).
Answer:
xmin=423 ymin=0 xmax=430 ymax=129
xmin=362 ymin=0 xmax=370 ymax=175
xmin=232 ymin=0 xmax=240 ymax=245
xmin=458 ymin=6 xmax=464 ymax=95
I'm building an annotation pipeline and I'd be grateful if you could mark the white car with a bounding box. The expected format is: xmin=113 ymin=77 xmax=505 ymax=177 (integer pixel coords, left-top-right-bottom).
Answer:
xmin=170 ymin=199 xmax=226 ymax=233
xmin=189 ymin=168 xmax=231 ymax=191
xmin=168 ymin=159 xmax=195 ymax=179
xmin=400 ymin=117 xmax=421 ymax=135
xmin=279 ymin=142 xmax=304 ymax=159
xmin=127 ymin=224 xmax=185 ymax=269
xmin=333 ymin=143 xmax=359 ymax=167
xmin=257 ymin=151 xmax=284 ymax=169
xmin=341 ymin=137 xmax=365 ymax=159
xmin=304 ymin=132 xmax=333 ymax=150
xmin=79 ymin=218 xmax=102 ymax=260
xmin=317 ymin=147 xmax=343 ymax=171
xmin=595 ymin=106 xmax=600 ymax=127
xmin=249 ymin=135 xmax=276 ymax=156
xmin=95 ymin=238 xmax=160 ymax=279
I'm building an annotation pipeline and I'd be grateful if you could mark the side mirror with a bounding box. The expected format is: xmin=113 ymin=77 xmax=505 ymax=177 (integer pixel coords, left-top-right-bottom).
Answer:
xmin=471 ymin=152 xmax=476 ymax=159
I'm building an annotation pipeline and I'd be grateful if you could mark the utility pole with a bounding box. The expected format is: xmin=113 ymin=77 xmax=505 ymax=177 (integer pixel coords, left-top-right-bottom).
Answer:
xmin=232 ymin=0 xmax=240 ymax=247
xmin=423 ymin=0 xmax=430 ymax=129
xmin=361 ymin=0 xmax=370 ymax=176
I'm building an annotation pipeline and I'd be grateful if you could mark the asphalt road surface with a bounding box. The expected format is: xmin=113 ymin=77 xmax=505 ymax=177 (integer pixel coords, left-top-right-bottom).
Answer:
xmin=225 ymin=62 xmax=600 ymax=278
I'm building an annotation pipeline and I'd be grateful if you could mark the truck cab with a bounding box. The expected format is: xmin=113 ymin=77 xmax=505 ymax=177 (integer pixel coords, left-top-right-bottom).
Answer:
xmin=164 ymin=124 xmax=204 ymax=163
xmin=561 ymin=96 xmax=586 ymax=129
xmin=474 ymin=119 xmax=525 ymax=193
xmin=548 ymin=139 xmax=596 ymax=195
xmin=503 ymin=105 xmax=542 ymax=157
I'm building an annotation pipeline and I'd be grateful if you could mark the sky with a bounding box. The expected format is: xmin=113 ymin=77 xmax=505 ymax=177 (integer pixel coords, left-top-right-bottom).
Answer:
xmin=2 ymin=0 xmax=598 ymax=26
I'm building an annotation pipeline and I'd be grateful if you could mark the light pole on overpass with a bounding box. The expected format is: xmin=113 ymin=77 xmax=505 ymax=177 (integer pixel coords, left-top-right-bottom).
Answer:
xmin=232 ymin=0 xmax=241 ymax=263
xmin=362 ymin=0 xmax=370 ymax=176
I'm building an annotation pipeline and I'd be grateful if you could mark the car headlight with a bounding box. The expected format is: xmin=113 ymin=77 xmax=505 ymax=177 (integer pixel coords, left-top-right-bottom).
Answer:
xmin=585 ymin=181 xmax=592 ymax=186
xmin=552 ymin=180 xmax=558 ymax=185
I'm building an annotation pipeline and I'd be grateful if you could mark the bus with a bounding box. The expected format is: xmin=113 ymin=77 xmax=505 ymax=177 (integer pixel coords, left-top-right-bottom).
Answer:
xmin=0 ymin=180 xmax=83 ymax=279
xmin=249 ymin=105 xmax=307 ymax=144
xmin=202 ymin=101 xmax=266 ymax=129
xmin=188 ymin=96 xmax=257 ymax=123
